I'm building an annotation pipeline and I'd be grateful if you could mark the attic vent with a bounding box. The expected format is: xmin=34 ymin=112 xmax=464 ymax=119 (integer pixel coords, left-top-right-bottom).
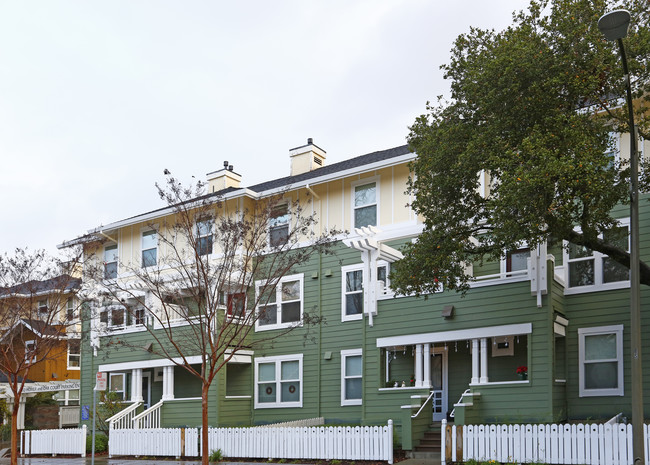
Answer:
xmin=313 ymin=156 xmax=322 ymax=166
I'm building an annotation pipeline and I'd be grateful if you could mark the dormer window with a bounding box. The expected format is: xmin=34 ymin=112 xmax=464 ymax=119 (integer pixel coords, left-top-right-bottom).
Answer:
xmin=104 ymin=244 xmax=118 ymax=279
xmin=142 ymin=230 xmax=158 ymax=268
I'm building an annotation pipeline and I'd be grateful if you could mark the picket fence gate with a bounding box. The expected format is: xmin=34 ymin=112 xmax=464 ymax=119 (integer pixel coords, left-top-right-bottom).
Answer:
xmin=20 ymin=425 xmax=87 ymax=457
xmin=441 ymin=420 xmax=650 ymax=465
xmin=110 ymin=421 xmax=393 ymax=463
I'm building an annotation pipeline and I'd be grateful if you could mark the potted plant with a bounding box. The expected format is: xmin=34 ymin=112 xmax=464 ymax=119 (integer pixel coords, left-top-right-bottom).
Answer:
xmin=516 ymin=365 xmax=528 ymax=380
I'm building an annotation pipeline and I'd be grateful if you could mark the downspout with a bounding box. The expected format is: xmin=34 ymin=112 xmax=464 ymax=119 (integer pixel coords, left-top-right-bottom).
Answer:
xmin=362 ymin=303 xmax=367 ymax=424
xmin=317 ymin=250 xmax=322 ymax=418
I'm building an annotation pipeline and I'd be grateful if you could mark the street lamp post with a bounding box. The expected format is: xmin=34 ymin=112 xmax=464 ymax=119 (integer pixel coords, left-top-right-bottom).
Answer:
xmin=598 ymin=9 xmax=643 ymax=465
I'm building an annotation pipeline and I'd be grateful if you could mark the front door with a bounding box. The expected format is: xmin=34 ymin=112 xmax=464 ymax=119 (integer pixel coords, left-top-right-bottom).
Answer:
xmin=431 ymin=349 xmax=448 ymax=422
xmin=142 ymin=372 xmax=151 ymax=408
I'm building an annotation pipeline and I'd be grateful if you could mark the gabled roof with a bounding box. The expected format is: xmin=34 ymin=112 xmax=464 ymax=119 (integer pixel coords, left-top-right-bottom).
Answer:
xmin=59 ymin=144 xmax=413 ymax=246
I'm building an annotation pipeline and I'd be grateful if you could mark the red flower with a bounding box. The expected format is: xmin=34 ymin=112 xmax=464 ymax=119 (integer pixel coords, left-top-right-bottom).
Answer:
xmin=516 ymin=366 xmax=527 ymax=374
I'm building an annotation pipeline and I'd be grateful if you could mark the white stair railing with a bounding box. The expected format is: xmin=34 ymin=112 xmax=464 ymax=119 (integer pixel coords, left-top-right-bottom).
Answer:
xmin=107 ymin=402 xmax=142 ymax=430
xmin=132 ymin=400 xmax=164 ymax=429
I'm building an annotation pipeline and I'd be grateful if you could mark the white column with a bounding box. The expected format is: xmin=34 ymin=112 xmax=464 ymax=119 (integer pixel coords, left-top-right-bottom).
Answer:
xmin=480 ymin=338 xmax=489 ymax=383
xmin=414 ymin=344 xmax=424 ymax=387
xmin=471 ymin=339 xmax=480 ymax=384
xmin=423 ymin=344 xmax=431 ymax=388
xmin=17 ymin=397 xmax=26 ymax=430
xmin=162 ymin=366 xmax=175 ymax=400
xmin=131 ymin=368 xmax=143 ymax=403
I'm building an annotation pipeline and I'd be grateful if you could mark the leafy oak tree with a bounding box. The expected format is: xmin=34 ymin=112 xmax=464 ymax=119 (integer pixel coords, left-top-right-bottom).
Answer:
xmin=391 ymin=0 xmax=650 ymax=295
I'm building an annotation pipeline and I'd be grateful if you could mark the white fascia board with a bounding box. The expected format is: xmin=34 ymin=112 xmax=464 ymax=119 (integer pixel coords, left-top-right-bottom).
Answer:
xmin=376 ymin=323 xmax=532 ymax=348
xmin=88 ymin=189 xmax=260 ymax=235
xmin=98 ymin=355 xmax=203 ymax=372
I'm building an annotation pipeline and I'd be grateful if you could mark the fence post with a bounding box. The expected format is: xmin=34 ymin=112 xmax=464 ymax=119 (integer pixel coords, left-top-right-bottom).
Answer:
xmin=441 ymin=419 xmax=447 ymax=465
xmin=387 ymin=419 xmax=394 ymax=465
xmin=81 ymin=424 xmax=87 ymax=458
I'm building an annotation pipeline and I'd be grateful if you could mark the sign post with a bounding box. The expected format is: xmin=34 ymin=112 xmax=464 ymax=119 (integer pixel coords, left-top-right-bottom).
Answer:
xmin=92 ymin=372 xmax=107 ymax=465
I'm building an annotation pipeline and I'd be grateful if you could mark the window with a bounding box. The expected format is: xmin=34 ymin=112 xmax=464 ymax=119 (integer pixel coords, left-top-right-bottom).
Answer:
xmin=342 ymin=265 xmax=363 ymax=321
xmin=578 ymin=325 xmax=623 ymax=397
xmin=66 ymin=298 xmax=75 ymax=321
xmin=506 ymin=248 xmax=529 ymax=274
xmin=132 ymin=308 xmax=147 ymax=326
xmin=227 ymin=293 xmax=246 ymax=319
xmin=197 ymin=220 xmax=213 ymax=256
xmin=100 ymin=305 xmax=126 ymax=329
xmin=341 ymin=349 xmax=362 ymax=406
xmin=67 ymin=339 xmax=80 ymax=369
xmin=142 ymin=230 xmax=158 ymax=267
xmin=25 ymin=340 xmax=36 ymax=364
xmin=109 ymin=373 xmax=126 ymax=400
xmin=104 ymin=244 xmax=118 ymax=279
xmin=269 ymin=203 xmax=290 ymax=247
xmin=37 ymin=299 xmax=48 ymax=315
xmin=353 ymin=182 xmax=377 ymax=229
xmin=255 ymin=354 xmax=302 ymax=408
xmin=565 ymin=221 xmax=629 ymax=291
xmin=256 ymin=274 xmax=303 ymax=331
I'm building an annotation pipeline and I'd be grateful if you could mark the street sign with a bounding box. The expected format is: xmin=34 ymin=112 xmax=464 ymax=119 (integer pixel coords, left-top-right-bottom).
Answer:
xmin=94 ymin=372 xmax=107 ymax=391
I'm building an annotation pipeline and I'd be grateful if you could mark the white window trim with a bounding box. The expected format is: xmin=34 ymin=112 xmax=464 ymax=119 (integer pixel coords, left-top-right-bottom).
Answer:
xmin=268 ymin=200 xmax=291 ymax=249
xmin=578 ymin=324 xmax=624 ymax=397
xmin=37 ymin=299 xmax=48 ymax=314
xmin=104 ymin=243 xmax=119 ymax=280
xmin=499 ymin=245 xmax=530 ymax=279
xmin=254 ymin=354 xmax=303 ymax=409
xmin=341 ymin=264 xmax=364 ymax=322
xmin=109 ymin=372 xmax=126 ymax=400
xmin=196 ymin=219 xmax=214 ymax=257
xmin=341 ymin=348 xmax=362 ymax=406
xmin=564 ymin=219 xmax=630 ymax=295
xmin=25 ymin=340 xmax=36 ymax=364
xmin=67 ymin=339 xmax=81 ymax=370
xmin=141 ymin=227 xmax=158 ymax=268
xmin=351 ymin=176 xmax=380 ymax=230
xmin=255 ymin=273 xmax=304 ymax=332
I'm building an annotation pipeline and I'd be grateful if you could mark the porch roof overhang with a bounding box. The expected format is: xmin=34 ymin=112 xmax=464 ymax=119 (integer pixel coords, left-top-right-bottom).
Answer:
xmin=99 ymin=355 xmax=204 ymax=372
xmin=375 ymin=323 xmax=532 ymax=348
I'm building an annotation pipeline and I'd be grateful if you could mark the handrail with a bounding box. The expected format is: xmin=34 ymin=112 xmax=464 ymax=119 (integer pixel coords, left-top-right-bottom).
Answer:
xmin=107 ymin=401 xmax=142 ymax=429
xmin=132 ymin=400 xmax=164 ymax=429
xmin=450 ymin=389 xmax=471 ymax=418
xmin=412 ymin=390 xmax=435 ymax=419
xmin=474 ymin=269 xmax=528 ymax=281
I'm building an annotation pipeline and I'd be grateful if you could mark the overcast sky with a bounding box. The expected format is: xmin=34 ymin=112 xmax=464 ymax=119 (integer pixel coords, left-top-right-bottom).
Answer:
xmin=0 ymin=0 xmax=529 ymax=258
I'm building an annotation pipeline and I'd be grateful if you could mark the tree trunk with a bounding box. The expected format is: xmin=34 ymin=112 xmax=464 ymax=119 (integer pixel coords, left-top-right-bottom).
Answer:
xmin=202 ymin=383 xmax=209 ymax=465
xmin=10 ymin=398 xmax=19 ymax=465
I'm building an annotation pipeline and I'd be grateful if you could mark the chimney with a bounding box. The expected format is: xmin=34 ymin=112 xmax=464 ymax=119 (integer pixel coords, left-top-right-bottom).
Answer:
xmin=206 ymin=161 xmax=242 ymax=193
xmin=289 ymin=138 xmax=326 ymax=176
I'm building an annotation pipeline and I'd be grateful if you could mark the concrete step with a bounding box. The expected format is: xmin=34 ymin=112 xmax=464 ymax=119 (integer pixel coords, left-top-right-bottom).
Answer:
xmin=407 ymin=450 xmax=442 ymax=460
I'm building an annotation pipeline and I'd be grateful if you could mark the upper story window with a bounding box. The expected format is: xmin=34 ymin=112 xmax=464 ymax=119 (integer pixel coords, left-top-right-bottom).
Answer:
xmin=66 ymin=298 xmax=75 ymax=321
xmin=37 ymin=299 xmax=48 ymax=316
xmin=565 ymin=221 xmax=629 ymax=292
xmin=353 ymin=182 xmax=377 ymax=229
xmin=67 ymin=339 xmax=80 ymax=369
xmin=227 ymin=292 xmax=247 ymax=319
xmin=100 ymin=305 xmax=126 ymax=329
xmin=104 ymin=244 xmax=118 ymax=279
xmin=506 ymin=248 xmax=530 ymax=274
xmin=197 ymin=220 xmax=213 ymax=256
xmin=25 ymin=340 xmax=36 ymax=364
xmin=255 ymin=354 xmax=302 ymax=408
xmin=342 ymin=265 xmax=363 ymax=321
xmin=256 ymin=274 xmax=303 ymax=331
xmin=578 ymin=325 xmax=623 ymax=397
xmin=269 ymin=203 xmax=290 ymax=247
xmin=142 ymin=230 xmax=158 ymax=268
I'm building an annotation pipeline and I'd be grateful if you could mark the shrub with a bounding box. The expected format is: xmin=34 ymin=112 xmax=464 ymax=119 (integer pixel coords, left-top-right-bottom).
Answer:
xmin=86 ymin=433 xmax=108 ymax=453
xmin=208 ymin=448 xmax=223 ymax=462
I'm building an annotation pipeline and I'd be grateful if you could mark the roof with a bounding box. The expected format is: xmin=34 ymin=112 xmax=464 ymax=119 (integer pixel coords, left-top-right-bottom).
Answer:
xmin=0 ymin=274 xmax=81 ymax=298
xmin=60 ymin=144 xmax=413 ymax=246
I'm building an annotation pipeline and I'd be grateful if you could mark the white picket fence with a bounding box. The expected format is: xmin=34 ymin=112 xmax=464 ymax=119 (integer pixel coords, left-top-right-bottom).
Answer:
xmin=110 ymin=421 xmax=393 ymax=463
xmin=441 ymin=420 xmax=650 ymax=465
xmin=21 ymin=425 xmax=87 ymax=457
